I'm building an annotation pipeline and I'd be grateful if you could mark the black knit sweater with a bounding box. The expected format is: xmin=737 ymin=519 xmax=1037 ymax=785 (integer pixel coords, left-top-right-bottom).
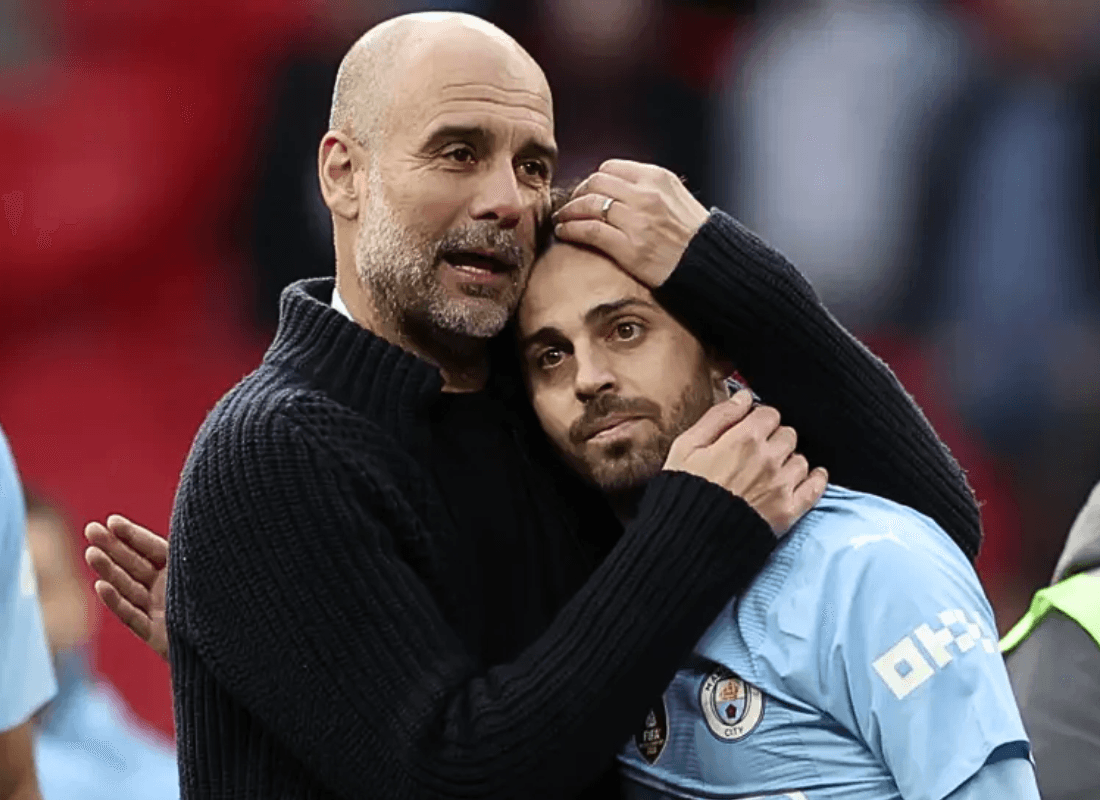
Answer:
xmin=167 ymin=211 xmax=980 ymax=800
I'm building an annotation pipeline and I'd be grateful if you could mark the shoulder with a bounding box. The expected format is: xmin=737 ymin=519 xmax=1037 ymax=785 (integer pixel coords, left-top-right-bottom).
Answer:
xmin=172 ymin=368 xmax=403 ymax=539
xmin=773 ymin=486 xmax=991 ymax=650
xmin=194 ymin=362 xmax=331 ymax=439
xmin=765 ymin=489 xmax=1027 ymax=800
xmin=799 ymin=485 xmax=977 ymax=592
xmin=780 ymin=488 xmax=1006 ymax=707
xmin=187 ymin=363 xmax=392 ymax=471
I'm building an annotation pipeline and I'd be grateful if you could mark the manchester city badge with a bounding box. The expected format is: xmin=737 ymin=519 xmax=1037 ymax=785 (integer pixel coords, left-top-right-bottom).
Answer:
xmin=699 ymin=665 xmax=764 ymax=741
xmin=634 ymin=696 xmax=669 ymax=764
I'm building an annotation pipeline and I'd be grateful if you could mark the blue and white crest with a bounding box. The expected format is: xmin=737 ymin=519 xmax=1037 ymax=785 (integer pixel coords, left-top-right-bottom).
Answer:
xmin=699 ymin=665 xmax=764 ymax=741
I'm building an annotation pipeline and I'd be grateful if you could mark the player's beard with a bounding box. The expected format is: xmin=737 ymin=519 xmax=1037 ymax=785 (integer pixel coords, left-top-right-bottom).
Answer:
xmin=354 ymin=169 xmax=529 ymax=340
xmin=574 ymin=373 xmax=717 ymax=495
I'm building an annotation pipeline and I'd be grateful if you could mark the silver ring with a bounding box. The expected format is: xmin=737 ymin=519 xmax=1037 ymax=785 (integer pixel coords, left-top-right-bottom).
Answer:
xmin=600 ymin=196 xmax=614 ymax=223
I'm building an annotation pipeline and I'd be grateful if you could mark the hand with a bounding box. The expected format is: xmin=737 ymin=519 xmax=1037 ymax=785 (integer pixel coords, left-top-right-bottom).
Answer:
xmin=84 ymin=515 xmax=169 ymax=662
xmin=664 ymin=391 xmax=828 ymax=535
xmin=552 ymin=159 xmax=711 ymax=288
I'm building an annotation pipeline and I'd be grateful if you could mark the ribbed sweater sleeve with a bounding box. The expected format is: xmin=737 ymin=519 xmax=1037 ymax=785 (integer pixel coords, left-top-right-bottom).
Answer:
xmin=653 ymin=210 xmax=981 ymax=560
xmin=168 ymin=398 xmax=776 ymax=799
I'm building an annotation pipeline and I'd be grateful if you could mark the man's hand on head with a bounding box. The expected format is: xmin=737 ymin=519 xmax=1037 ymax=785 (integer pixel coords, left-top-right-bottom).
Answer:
xmin=664 ymin=391 xmax=828 ymax=536
xmin=84 ymin=515 xmax=169 ymax=662
xmin=552 ymin=159 xmax=711 ymax=288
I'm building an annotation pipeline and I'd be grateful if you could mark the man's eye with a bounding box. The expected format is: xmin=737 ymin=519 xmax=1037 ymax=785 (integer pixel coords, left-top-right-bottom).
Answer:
xmin=537 ymin=348 xmax=565 ymax=369
xmin=613 ymin=322 xmax=643 ymax=341
xmin=520 ymin=160 xmax=550 ymax=180
xmin=444 ymin=147 xmax=476 ymax=164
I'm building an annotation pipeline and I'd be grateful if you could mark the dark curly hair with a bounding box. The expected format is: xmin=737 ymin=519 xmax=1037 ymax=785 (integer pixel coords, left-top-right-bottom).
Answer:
xmin=535 ymin=180 xmax=582 ymax=255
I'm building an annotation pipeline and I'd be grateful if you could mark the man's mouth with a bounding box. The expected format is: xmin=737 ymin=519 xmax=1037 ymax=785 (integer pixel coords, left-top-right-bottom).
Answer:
xmin=442 ymin=249 xmax=517 ymax=278
xmin=584 ymin=415 xmax=647 ymax=442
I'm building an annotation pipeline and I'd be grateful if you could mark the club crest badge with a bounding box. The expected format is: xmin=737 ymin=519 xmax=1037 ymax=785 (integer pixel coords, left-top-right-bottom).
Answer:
xmin=633 ymin=696 xmax=669 ymax=764
xmin=700 ymin=665 xmax=764 ymax=741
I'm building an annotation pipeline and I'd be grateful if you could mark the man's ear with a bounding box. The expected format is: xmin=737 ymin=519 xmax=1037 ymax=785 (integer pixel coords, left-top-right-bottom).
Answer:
xmin=706 ymin=349 xmax=737 ymax=395
xmin=318 ymin=131 xmax=362 ymax=221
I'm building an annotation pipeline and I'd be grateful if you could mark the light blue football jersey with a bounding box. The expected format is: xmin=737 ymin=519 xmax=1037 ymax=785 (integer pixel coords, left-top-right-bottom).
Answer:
xmin=0 ymin=426 xmax=57 ymax=732
xmin=619 ymin=486 xmax=1029 ymax=800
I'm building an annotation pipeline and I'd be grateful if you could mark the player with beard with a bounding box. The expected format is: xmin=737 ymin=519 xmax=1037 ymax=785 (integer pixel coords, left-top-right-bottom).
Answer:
xmin=82 ymin=11 xmax=983 ymax=800
xmin=511 ymin=169 xmax=1039 ymax=799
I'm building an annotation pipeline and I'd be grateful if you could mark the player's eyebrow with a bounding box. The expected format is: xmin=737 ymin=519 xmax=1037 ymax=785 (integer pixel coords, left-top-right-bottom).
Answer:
xmin=583 ymin=297 xmax=658 ymax=326
xmin=519 ymin=325 xmax=568 ymax=356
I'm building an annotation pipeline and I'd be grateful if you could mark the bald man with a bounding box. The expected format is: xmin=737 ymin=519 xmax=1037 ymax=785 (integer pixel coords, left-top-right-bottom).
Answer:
xmin=92 ymin=11 xmax=980 ymax=799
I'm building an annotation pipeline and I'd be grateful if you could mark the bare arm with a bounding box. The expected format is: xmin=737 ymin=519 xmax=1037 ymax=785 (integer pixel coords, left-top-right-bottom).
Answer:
xmin=0 ymin=722 xmax=41 ymax=800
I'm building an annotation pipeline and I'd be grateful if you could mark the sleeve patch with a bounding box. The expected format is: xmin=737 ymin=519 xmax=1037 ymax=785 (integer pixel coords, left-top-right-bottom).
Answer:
xmin=872 ymin=609 xmax=999 ymax=700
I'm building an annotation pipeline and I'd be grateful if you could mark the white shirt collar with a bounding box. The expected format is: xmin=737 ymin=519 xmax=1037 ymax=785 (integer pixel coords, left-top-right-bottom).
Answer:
xmin=331 ymin=284 xmax=354 ymax=320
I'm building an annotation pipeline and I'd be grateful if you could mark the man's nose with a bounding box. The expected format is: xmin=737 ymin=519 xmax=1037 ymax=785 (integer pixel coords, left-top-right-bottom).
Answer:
xmin=469 ymin=159 xmax=524 ymax=229
xmin=574 ymin=346 xmax=617 ymax=400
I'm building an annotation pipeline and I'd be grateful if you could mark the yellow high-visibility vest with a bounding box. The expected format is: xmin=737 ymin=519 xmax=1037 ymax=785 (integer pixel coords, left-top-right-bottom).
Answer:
xmin=1000 ymin=572 xmax=1100 ymax=653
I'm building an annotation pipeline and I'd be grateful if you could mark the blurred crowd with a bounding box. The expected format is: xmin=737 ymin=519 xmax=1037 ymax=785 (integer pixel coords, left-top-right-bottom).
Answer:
xmin=2 ymin=0 xmax=1099 ymax=753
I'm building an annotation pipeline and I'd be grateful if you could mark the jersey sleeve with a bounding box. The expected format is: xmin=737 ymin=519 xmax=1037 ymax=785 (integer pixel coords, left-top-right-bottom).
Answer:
xmin=787 ymin=509 xmax=1029 ymax=800
xmin=942 ymin=757 xmax=1040 ymax=800
xmin=0 ymin=429 xmax=57 ymax=731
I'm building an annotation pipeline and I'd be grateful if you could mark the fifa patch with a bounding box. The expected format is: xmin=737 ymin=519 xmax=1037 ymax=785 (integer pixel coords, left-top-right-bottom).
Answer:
xmin=634 ymin=695 xmax=669 ymax=764
xmin=700 ymin=665 xmax=764 ymax=741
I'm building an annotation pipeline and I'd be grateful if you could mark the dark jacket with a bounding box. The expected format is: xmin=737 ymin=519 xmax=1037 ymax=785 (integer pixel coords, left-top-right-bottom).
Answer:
xmin=1007 ymin=480 xmax=1100 ymax=800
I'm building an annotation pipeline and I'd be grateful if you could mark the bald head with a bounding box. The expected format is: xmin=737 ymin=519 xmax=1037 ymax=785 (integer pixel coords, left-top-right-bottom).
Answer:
xmin=320 ymin=11 xmax=557 ymax=382
xmin=330 ymin=12 xmax=547 ymax=149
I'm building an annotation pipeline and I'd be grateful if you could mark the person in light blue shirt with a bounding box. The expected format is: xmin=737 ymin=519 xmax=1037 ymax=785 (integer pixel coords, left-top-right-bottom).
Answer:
xmin=0 ymin=425 xmax=56 ymax=799
xmin=32 ymin=653 xmax=179 ymax=800
xmin=23 ymin=490 xmax=178 ymax=800
xmin=516 ymin=219 xmax=1039 ymax=799
xmin=617 ymin=486 xmax=1030 ymax=800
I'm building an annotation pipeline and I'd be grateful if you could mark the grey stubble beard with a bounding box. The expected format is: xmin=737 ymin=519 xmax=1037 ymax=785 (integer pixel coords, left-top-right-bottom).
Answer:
xmin=353 ymin=169 xmax=527 ymax=341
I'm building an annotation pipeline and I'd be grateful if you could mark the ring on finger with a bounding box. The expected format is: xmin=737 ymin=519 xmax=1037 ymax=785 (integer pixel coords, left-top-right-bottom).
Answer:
xmin=600 ymin=196 xmax=615 ymax=223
